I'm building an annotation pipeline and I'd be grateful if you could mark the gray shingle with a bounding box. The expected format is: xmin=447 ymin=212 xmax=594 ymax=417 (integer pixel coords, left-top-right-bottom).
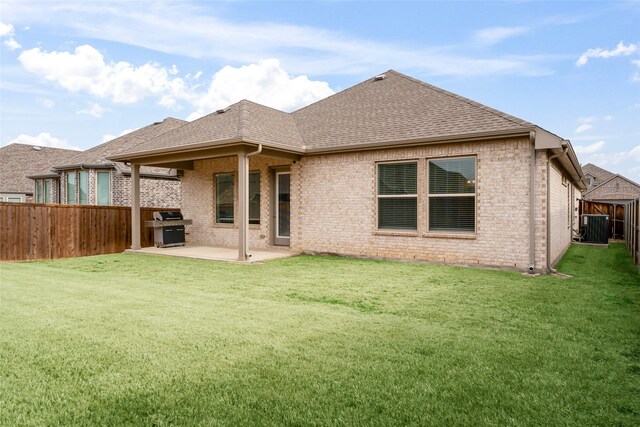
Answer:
xmin=0 ymin=144 xmax=80 ymax=193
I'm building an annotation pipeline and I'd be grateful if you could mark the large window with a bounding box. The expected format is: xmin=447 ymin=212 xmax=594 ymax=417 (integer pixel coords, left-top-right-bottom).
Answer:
xmin=428 ymin=157 xmax=476 ymax=232
xmin=216 ymin=173 xmax=234 ymax=224
xmin=377 ymin=162 xmax=418 ymax=230
xmin=44 ymin=180 xmax=51 ymax=203
xmin=78 ymin=171 xmax=89 ymax=205
xmin=35 ymin=180 xmax=43 ymax=203
xmin=66 ymin=172 xmax=76 ymax=204
xmin=249 ymin=172 xmax=260 ymax=225
xmin=97 ymin=172 xmax=110 ymax=206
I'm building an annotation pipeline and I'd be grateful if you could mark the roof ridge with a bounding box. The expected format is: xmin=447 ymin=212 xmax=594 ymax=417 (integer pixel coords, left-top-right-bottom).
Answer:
xmin=238 ymin=100 xmax=249 ymax=138
xmin=388 ymin=69 xmax=534 ymax=129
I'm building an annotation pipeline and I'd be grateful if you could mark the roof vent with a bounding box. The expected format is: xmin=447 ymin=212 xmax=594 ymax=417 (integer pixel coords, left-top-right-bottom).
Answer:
xmin=32 ymin=146 xmax=42 ymax=151
xmin=153 ymin=121 xmax=162 ymax=125
xmin=216 ymin=107 xmax=229 ymax=114
xmin=374 ymin=74 xmax=386 ymax=81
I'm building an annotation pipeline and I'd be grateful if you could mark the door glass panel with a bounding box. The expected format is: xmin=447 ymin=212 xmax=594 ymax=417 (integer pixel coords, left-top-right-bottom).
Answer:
xmin=277 ymin=173 xmax=290 ymax=238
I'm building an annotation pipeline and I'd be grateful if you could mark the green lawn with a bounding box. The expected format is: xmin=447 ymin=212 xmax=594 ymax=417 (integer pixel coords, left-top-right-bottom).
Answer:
xmin=1 ymin=244 xmax=639 ymax=426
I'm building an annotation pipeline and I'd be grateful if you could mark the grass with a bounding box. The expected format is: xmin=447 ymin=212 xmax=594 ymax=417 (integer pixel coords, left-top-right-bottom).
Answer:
xmin=1 ymin=244 xmax=639 ymax=426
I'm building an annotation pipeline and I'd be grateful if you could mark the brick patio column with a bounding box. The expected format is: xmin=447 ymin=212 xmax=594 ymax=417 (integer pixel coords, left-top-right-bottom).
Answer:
xmin=237 ymin=151 xmax=249 ymax=261
xmin=131 ymin=163 xmax=141 ymax=250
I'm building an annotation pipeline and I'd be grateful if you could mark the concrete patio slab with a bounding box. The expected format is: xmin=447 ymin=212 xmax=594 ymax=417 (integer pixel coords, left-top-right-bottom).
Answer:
xmin=126 ymin=245 xmax=299 ymax=263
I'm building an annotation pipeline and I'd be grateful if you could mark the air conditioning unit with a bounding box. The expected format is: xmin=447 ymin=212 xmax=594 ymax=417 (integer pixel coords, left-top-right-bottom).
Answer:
xmin=581 ymin=214 xmax=609 ymax=244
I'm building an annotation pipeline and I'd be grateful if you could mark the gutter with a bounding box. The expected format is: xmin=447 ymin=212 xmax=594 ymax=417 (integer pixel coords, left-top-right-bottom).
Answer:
xmin=546 ymin=142 xmax=569 ymax=272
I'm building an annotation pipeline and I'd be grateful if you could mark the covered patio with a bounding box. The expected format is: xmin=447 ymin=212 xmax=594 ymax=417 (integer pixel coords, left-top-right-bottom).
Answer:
xmin=127 ymin=244 xmax=299 ymax=263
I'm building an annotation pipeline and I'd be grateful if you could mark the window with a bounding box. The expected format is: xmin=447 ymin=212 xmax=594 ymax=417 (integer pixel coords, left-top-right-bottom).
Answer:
xmin=585 ymin=177 xmax=591 ymax=186
xmin=249 ymin=172 xmax=260 ymax=225
xmin=44 ymin=180 xmax=51 ymax=203
xmin=8 ymin=197 xmax=22 ymax=203
xmin=78 ymin=171 xmax=88 ymax=204
xmin=428 ymin=157 xmax=476 ymax=233
xmin=216 ymin=173 xmax=234 ymax=224
xmin=35 ymin=180 xmax=43 ymax=203
xmin=97 ymin=172 xmax=110 ymax=206
xmin=377 ymin=162 xmax=418 ymax=230
xmin=67 ymin=172 xmax=76 ymax=204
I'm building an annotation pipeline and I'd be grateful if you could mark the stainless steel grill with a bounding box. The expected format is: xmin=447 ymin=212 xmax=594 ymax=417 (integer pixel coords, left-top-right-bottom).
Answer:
xmin=152 ymin=211 xmax=186 ymax=247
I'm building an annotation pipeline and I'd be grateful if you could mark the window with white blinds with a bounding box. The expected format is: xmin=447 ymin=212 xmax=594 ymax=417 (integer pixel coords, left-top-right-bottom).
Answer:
xmin=428 ymin=157 xmax=476 ymax=232
xmin=377 ymin=162 xmax=417 ymax=230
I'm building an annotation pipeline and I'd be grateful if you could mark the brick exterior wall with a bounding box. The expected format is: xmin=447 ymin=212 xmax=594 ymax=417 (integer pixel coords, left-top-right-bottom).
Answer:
xmin=549 ymin=162 xmax=572 ymax=265
xmin=181 ymin=156 xmax=294 ymax=248
xmin=178 ymin=137 xmax=578 ymax=272
xmin=584 ymin=176 xmax=640 ymax=201
xmin=296 ymin=138 xmax=533 ymax=270
xmin=59 ymin=169 xmax=180 ymax=208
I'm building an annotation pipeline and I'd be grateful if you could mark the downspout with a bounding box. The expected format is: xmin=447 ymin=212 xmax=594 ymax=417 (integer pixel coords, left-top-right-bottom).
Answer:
xmin=546 ymin=142 xmax=569 ymax=272
xmin=529 ymin=131 xmax=536 ymax=273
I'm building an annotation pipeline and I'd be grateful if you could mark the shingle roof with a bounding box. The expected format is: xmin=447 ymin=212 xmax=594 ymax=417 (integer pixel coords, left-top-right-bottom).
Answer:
xmin=293 ymin=70 xmax=534 ymax=149
xmin=114 ymin=70 xmax=537 ymax=158
xmin=60 ymin=117 xmax=186 ymax=175
xmin=0 ymin=144 xmax=80 ymax=193
xmin=581 ymin=163 xmax=615 ymax=182
xmin=116 ymin=100 xmax=304 ymax=156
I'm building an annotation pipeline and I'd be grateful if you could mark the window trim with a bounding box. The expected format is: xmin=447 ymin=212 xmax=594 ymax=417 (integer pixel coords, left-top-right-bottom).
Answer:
xmin=375 ymin=159 xmax=419 ymax=232
xmin=426 ymin=155 xmax=477 ymax=235
xmin=215 ymin=172 xmax=235 ymax=225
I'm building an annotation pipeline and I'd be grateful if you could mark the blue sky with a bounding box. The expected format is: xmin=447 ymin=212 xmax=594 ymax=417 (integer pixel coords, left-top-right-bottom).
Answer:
xmin=1 ymin=1 xmax=639 ymax=179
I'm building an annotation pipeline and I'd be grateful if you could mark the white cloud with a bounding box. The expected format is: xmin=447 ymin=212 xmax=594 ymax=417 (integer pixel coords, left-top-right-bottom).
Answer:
xmin=604 ymin=115 xmax=613 ymax=121
xmin=474 ymin=26 xmax=529 ymax=45
xmin=19 ymin=45 xmax=182 ymax=104
xmin=101 ymin=128 xmax=136 ymax=143
xmin=77 ymin=102 xmax=107 ymax=118
xmin=574 ymin=124 xmax=593 ymax=134
xmin=574 ymin=140 xmax=605 ymax=154
xmin=0 ymin=21 xmax=14 ymax=37
xmin=578 ymin=116 xmax=597 ymax=123
xmin=18 ymin=44 xmax=335 ymax=117
xmin=35 ymin=97 xmax=55 ymax=108
xmin=183 ymin=59 xmax=335 ymax=120
xmin=7 ymin=132 xmax=81 ymax=150
xmin=576 ymin=41 xmax=638 ymax=66
xmin=0 ymin=21 xmax=20 ymax=50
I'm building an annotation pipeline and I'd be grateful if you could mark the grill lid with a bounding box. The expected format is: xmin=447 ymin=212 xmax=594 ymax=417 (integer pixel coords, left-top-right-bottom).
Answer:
xmin=153 ymin=211 xmax=183 ymax=221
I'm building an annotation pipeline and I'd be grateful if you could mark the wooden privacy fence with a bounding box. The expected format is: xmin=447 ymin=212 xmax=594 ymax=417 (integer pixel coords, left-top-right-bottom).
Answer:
xmin=0 ymin=203 xmax=178 ymax=262
xmin=580 ymin=200 xmax=625 ymax=239
xmin=623 ymin=198 xmax=639 ymax=269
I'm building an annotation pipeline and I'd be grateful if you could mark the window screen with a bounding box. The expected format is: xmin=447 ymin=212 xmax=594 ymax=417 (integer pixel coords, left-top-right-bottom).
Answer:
xmin=78 ymin=171 xmax=88 ymax=205
xmin=36 ymin=180 xmax=43 ymax=203
xmin=216 ymin=173 xmax=234 ymax=224
xmin=377 ymin=162 xmax=417 ymax=230
xmin=67 ymin=172 xmax=76 ymax=204
xmin=44 ymin=180 xmax=51 ymax=203
xmin=428 ymin=157 xmax=476 ymax=232
xmin=97 ymin=172 xmax=110 ymax=206
xmin=249 ymin=172 xmax=260 ymax=224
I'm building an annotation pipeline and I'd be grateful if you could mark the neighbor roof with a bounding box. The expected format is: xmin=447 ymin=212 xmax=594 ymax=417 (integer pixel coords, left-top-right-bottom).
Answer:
xmin=113 ymin=70 xmax=535 ymax=158
xmin=0 ymin=144 xmax=80 ymax=193
xmin=56 ymin=117 xmax=187 ymax=176
xmin=581 ymin=163 xmax=616 ymax=183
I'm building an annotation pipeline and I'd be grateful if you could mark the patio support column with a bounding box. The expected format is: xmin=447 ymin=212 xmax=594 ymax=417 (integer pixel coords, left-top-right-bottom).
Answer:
xmin=131 ymin=163 xmax=141 ymax=250
xmin=237 ymin=151 xmax=249 ymax=261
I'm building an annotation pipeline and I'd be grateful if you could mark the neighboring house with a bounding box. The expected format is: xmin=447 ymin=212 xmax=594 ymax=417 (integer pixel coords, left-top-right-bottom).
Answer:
xmin=29 ymin=118 xmax=187 ymax=207
xmin=582 ymin=163 xmax=640 ymax=202
xmin=111 ymin=70 xmax=585 ymax=272
xmin=0 ymin=143 xmax=80 ymax=203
